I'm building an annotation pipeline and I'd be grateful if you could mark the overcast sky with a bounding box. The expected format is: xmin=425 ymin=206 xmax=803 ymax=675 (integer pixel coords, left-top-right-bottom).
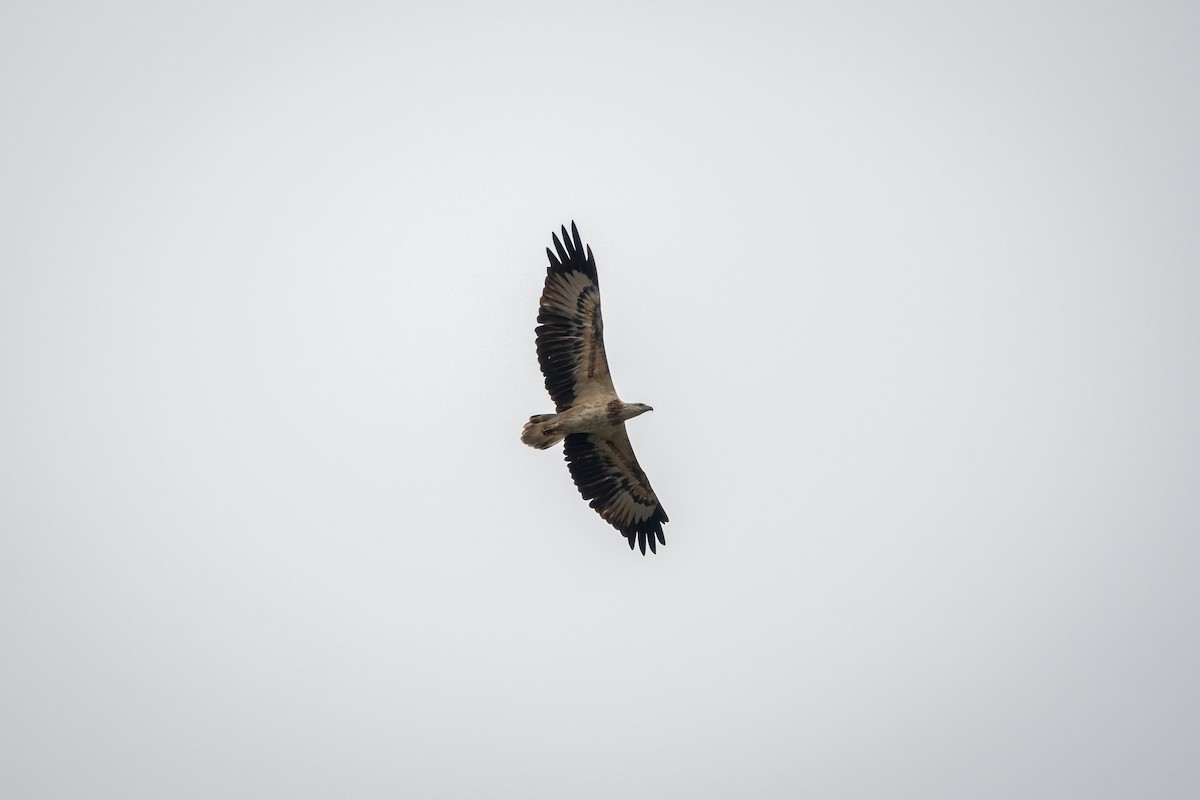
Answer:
xmin=2 ymin=1 xmax=1198 ymax=797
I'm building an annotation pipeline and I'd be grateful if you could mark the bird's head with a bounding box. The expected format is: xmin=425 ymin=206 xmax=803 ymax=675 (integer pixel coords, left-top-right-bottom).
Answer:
xmin=628 ymin=402 xmax=654 ymax=419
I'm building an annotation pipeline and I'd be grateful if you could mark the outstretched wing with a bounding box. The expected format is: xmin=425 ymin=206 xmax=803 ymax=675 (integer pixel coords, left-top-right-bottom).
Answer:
xmin=563 ymin=427 xmax=668 ymax=555
xmin=536 ymin=222 xmax=615 ymax=412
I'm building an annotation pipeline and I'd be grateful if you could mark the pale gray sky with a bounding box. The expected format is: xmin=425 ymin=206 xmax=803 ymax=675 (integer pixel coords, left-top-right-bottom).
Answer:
xmin=2 ymin=1 xmax=1198 ymax=797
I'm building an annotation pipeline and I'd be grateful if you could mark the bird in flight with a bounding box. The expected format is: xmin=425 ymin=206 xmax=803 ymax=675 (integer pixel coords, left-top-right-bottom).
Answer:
xmin=521 ymin=222 xmax=668 ymax=554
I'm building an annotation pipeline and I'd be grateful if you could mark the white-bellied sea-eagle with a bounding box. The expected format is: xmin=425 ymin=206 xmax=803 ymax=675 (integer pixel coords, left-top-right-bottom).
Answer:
xmin=521 ymin=222 xmax=668 ymax=554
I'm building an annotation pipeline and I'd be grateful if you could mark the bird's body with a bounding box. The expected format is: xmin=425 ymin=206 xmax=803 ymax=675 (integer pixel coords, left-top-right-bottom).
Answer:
xmin=521 ymin=398 xmax=649 ymax=448
xmin=522 ymin=222 xmax=668 ymax=554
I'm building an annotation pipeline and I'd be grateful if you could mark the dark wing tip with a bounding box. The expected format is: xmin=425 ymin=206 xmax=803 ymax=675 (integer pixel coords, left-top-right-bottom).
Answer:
xmin=544 ymin=222 xmax=597 ymax=282
xmin=570 ymin=221 xmax=583 ymax=254
xmin=624 ymin=515 xmax=667 ymax=555
xmin=551 ymin=231 xmax=569 ymax=265
xmin=631 ymin=525 xmax=664 ymax=555
xmin=560 ymin=225 xmax=575 ymax=258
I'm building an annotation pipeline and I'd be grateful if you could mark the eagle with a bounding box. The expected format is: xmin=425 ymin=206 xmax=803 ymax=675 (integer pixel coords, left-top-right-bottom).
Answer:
xmin=521 ymin=222 xmax=669 ymax=554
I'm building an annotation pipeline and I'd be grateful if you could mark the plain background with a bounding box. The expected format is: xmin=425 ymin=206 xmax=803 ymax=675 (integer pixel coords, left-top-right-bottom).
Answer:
xmin=2 ymin=1 xmax=1198 ymax=797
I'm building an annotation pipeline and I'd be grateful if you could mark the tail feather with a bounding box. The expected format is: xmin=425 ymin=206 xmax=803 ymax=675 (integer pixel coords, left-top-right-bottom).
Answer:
xmin=522 ymin=414 xmax=564 ymax=449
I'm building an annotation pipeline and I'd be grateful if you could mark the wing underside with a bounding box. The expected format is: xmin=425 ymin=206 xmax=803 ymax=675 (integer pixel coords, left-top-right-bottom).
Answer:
xmin=535 ymin=222 xmax=614 ymax=412
xmin=563 ymin=428 xmax=668 ymax=555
